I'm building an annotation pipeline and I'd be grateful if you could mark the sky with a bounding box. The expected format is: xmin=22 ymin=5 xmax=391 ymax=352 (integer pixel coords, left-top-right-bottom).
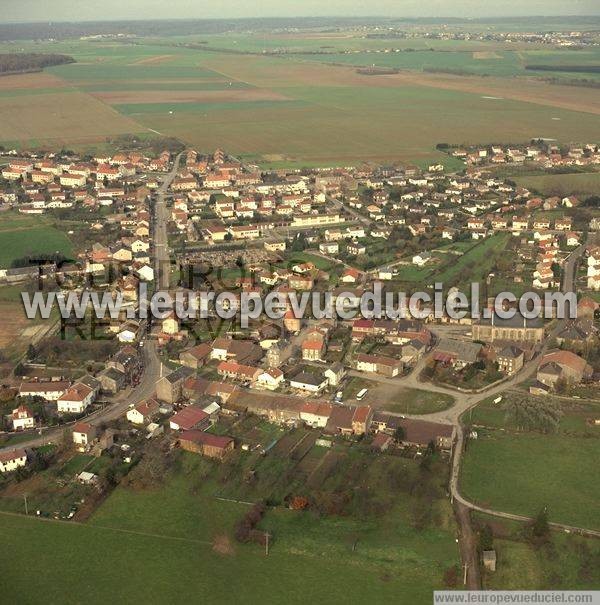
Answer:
xmin=1 ymin=0 xmax=599 ymax=23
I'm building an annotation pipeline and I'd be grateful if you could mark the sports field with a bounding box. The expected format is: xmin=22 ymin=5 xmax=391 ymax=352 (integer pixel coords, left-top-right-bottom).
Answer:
xmin=0 ymin=37 xmax=599 ymax=166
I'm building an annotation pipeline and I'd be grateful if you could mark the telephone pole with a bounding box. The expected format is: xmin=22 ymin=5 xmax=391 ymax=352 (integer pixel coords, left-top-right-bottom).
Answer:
xmin=23 ymin=494 xmax=28 ymax=515
xmin=265 ymin=531 xmax=270 ymax=556
xmin=463 ymin=563 xmax=468 ymax=586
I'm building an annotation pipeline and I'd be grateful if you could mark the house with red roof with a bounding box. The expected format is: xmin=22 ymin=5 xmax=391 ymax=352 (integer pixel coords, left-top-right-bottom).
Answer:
xmin=169 ymin=404 xmax=210 ymax=432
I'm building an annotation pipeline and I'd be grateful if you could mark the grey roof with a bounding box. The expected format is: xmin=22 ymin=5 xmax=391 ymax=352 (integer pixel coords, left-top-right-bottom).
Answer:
xmin=476 ymin=313 xmax=543 ymax=329
xmin=498 ymin=346 xmax=523 ymax=359
xmin=79 ymin=375 xmax=101 ymax=390
xmin=436 ymin=338 xmax=482 ymax=363
xmin=164 ymin=366 xmax=193 ymax=384
xmin=290 ymin=372 xmax=326 ymax=387
xmin=100 ymin=367 xmax=125 ymax=381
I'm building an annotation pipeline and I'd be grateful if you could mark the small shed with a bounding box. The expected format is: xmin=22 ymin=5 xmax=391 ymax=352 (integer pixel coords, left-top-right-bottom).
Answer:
xmin=482 ymin=550 xmax=497 ymax=572
xmin=77 ymin=471 xmax=99 ymax=485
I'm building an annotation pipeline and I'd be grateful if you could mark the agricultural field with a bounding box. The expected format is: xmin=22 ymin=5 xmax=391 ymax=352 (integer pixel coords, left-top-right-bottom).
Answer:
xmin=0 ymin=284 xmax=59 ymax=368
xmin=0 ymin=71 xmax=143 ymax=148
xmin=461 ymin=394 xmax=600 ymax=530
xmin=0 ymin=38 xmax=599 ymax=167
xmin=0 ymin=226 xmax=73 ymax=268
xmin=431 ymin=233 xmax=511 ymax=288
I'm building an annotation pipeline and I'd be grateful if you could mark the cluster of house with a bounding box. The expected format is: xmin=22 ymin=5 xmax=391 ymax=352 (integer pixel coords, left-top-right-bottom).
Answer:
xmin=17 ymin=376 xmax=100 ymax=416
xmin=0 ymin=150 xmax=171 ymax=217
xmin=346 ymin=318 xmax=430 ymax=376
xmin=11 ymin=346 xmax=143 ymax=428
xmin=118 ymin=362 xmax=455 ymax=465
xmin=165 ymin=148 xmax=346 ymax=242
xmin=454 ymin=142 xmax=600 ymax=169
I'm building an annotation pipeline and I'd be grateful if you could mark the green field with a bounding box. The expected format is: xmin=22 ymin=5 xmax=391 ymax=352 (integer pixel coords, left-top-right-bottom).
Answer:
xmin=384 ymin=388 xmax=455 ymax=415
xmin=0 ymin=449 xmax=461 ymax=603
xmin=0 ymin=226 xmax=74 ymax=268
xmin=1 ymin=512 xmax=414 ymax=604
xmin=432 ymin=234 xmax=511 ymax=288
xmin=473 ymin=513 xmax=600 ymax=590
xmin=461 ymin=395 xmax=600 ymax=530
xmin=514 ymin=172 xmax=600 ymax=197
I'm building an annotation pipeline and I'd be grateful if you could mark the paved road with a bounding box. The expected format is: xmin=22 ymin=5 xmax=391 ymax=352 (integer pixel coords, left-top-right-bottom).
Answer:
xmin=0 ymin=342 xmax=164 ymax=453
xmin=153 ymin=152 xmax=183 ymax=291
xmin=0 ymin=153 xmax=187 ymax=454
xmin=327 ymin=195 xmax=372 ymax=228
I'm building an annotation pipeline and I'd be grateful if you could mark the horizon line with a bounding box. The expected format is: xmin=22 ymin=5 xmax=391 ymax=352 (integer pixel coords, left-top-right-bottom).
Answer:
xmin=1 ymin=14 xmax=600 ymax=26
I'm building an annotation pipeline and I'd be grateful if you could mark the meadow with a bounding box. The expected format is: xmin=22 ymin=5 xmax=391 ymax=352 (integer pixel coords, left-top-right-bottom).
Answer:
xmin=0 ymin=226 xmax=73 ymax=268
xmin=461 ymin=395 xmax=600 ymax=530
xmin=0 ymin=448 xmax=462 ymax=604
xmin=473 ymin=513 xmax=600 ymax=591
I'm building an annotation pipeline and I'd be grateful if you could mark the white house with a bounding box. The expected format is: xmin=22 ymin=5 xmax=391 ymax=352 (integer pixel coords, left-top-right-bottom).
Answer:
xmin=378 ymin=267 xmax=394 ymax=281
xmin=72 ymin=422 xmax=96 ymax=449
xmin=11 ymin=406 xmax=35 ymax=431
xmin=256 ymin=368 xmax=284 ymax=391
xmin=412 ymin=252 xmax=432 ymax=267
xmin=136 ymin=265 xmax=154 ymax=282
xmin=300 ymin=402 xmax=333 ymax=428
xmin=324 ymin=363 xmax=346 ymax=387
xmin=18 ymin=380 xmax=70 ymax=401
xmin=126 ymin=399 xmax=160 ymax=425
xmin=57 ymin=383 xmax=95 ymax=414
xmin=289 ymin=372 xmax=328 ymax=394
xmin=0 ymin=449 xmax=27 ymax=473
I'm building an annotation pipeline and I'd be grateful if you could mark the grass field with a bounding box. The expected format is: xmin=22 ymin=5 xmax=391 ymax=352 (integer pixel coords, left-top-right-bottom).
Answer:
xmin=1 ymin=511 xmax=419 ymax=604
xmin=461 ymin=395 xmax=600 ymax=530
xmin=0 ymin=449 xmax=459 ymax=604
xmin=432 ymin=234 xmax=511 ymax=288
xmin=473 ymin=513 xmax=600 ymax=590
xmin=383 ymin=388 xmax=455 ymax=415
xmin=0 ymin=226 xmax=74 ymax=268
xmin=343 ymin=376 xmax=455 ymax=414
xmin=514 ymin=172 xmax=600 ymax=197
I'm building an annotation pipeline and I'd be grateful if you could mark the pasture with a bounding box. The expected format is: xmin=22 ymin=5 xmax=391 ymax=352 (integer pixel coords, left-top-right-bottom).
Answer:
xmin=473 ymin=513 xmax=600 ymax=591
xmin=0 ymin=512 xmax=415 ymax=604
xmin=461 ymin=395 xmax=600 ymax=531
xmin=0 ymin=225 xmax=73 ymax=268
xmin=63 ymin=448 xmax=458 ymax=604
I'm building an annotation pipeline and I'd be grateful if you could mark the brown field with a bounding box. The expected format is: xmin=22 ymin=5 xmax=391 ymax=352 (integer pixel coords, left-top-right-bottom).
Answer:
xmin=204 ymin=55 xmax=600 ymax=115
xmin=0 ymin=299 xmax=51 ymax=369
xmin=473 ymin=51 xmax=503 ymax=59
xmin=0 ymin=91 xmax=143 ymax=142
xmin=129 ymin=54 xmax=175 ymax=66
xmin=93 ymin=88 xmax=290 ymax=104
xmin=0 ymin=71 xmax=68 ymax=91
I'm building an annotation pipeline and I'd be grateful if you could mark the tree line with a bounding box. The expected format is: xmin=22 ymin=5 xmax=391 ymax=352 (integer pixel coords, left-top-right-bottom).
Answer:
xmin=0 ymin=53 xmax=74 ymax=75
